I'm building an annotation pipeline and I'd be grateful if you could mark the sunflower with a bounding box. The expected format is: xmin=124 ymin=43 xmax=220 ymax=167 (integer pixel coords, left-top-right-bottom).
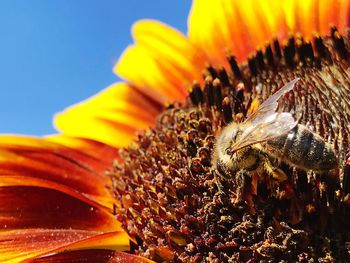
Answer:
xmin=2 ymin=0 xmax=350 ymax=262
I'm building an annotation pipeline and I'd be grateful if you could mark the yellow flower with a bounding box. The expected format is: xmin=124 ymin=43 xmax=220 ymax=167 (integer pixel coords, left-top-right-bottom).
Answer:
xmin=1 ymin=0 xmax=350 ymax=262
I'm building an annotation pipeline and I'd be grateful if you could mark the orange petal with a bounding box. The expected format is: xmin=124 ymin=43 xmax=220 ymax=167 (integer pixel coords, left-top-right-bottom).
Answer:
xmin=0 ymin=229 xmax=129 ymax=263
xmin=0 ymin=135 xmax=114 ymax=173
xmin=0 ymin=186 xmax=120 ymax=231
xmin=115 ymin=20 xmax=208 ymax=102
xmin=45 ymin=135 xmax=120 ymax=164
xmin=318 ymin=0 xmax=350 ymax=33
xmin=28 ymin=250 xmax=154 ymax=263
xmin=0 ymin=135 xmax=115 ymax=209
xmin=188 ymin=0 xmax=350 ymax=63
xmin=27 ymin=250 xmax=118 ymax=263
xmin=54 ymin=82 xmax=163 ymax=148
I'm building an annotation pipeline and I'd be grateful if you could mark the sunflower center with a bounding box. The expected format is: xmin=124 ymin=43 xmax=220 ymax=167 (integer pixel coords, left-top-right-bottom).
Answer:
xmin=111 ymin=29 xmax=350 ymax=262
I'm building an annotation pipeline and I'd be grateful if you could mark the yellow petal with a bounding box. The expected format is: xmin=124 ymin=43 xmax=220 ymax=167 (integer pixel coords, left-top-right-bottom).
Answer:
xmin=54 ymin=82 xmax=163 ymax=148
xmin=115 ymin=20 xmax=208 ymax=101
xmin=188 ymin=0 xmax=350 ymax=63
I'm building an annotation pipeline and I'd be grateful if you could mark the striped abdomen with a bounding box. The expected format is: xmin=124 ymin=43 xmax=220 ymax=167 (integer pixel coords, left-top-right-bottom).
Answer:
xmin=263 ymin=124 xmax=338 ymax=171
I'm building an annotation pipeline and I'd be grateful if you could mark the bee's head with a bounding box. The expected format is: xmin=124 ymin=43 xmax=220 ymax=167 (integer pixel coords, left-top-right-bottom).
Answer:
xmin=213 ymin=122 xmax=241 ymax=178
xmin=216 ymin=122 xmax=240 ymax=156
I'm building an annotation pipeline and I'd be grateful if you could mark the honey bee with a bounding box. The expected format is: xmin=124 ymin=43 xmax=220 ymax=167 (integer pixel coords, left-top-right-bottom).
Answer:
xmin=214 ymin=78 xmax=338 ymax=181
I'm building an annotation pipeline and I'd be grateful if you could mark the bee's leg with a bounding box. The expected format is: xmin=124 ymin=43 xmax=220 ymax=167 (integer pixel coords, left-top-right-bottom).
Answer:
xmin=213 ymin=171 xmax=225 ymax=194
xmin=261 ymin=154 xmax=288 ymax=181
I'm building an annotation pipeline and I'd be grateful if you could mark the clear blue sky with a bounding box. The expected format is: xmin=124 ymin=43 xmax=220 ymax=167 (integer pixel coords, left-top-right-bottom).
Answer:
xmin=0 ymin=1 xmax=191 ymax=135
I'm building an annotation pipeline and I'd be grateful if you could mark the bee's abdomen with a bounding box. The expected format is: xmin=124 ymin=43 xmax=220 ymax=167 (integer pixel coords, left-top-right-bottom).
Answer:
xmin=265 ymin=124 xmax=338 ymax=171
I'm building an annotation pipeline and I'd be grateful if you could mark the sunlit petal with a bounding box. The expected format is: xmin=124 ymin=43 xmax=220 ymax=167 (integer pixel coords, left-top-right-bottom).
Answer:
xmin=54 ymin=82 xmax=163 ymax=148
xmin=188 ymin=0 xmax=350 ymax=62
xmin=115 ymin=20 xmax=208 ymax=101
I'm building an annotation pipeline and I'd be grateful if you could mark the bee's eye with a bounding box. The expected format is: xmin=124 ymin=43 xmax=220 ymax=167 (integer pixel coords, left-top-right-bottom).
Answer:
xmin=225 ymin=147 xmax=232 ymax=155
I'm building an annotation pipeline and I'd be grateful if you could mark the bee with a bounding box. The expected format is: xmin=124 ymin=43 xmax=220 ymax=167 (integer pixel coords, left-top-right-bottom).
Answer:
xmin=214 ymin=78 xmax=338 ymax=181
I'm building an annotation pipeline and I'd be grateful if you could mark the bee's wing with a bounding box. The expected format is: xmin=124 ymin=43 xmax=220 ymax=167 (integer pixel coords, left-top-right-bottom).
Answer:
xmin=230 ymin=112 xmax=297 ymax=152
xmin=229 ymin=78 xmax=300 ymax=153
xmin=246 ymin=78 xmax=300 ymax=123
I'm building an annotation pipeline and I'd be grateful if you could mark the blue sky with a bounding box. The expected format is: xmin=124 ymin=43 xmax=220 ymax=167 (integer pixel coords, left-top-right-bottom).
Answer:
xmin=0 ymin=1 xmax=191 ymax=135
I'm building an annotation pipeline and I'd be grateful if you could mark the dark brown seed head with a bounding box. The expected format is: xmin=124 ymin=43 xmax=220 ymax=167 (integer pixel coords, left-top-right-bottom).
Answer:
xmin=111 ymin=29 xmax=350 ymax=262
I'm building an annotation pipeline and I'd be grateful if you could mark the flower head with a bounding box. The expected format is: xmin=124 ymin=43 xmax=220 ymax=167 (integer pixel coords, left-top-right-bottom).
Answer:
xmin=2 ymin=0 xmax=350 ymax=262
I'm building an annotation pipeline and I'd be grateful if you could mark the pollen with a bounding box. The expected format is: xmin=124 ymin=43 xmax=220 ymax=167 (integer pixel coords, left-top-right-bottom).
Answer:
xmin=111 ymin=28 xmax=350 ymax=262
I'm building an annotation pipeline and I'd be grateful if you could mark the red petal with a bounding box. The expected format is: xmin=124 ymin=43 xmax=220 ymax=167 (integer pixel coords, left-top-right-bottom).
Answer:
xmin=45 ymin=136 xmax=121 ymax=165
xmin=0 ymin=135 xmax=116 ymax=209
xmin=28 ymin=251 xmax=154 ymax=263
xmin=0 ymin=186 xmax=119 ymax=231
xmin=27 ymin=250 xmax=117 ymax=263
xmin=0 ymin=229 xmax=130 ymax=263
